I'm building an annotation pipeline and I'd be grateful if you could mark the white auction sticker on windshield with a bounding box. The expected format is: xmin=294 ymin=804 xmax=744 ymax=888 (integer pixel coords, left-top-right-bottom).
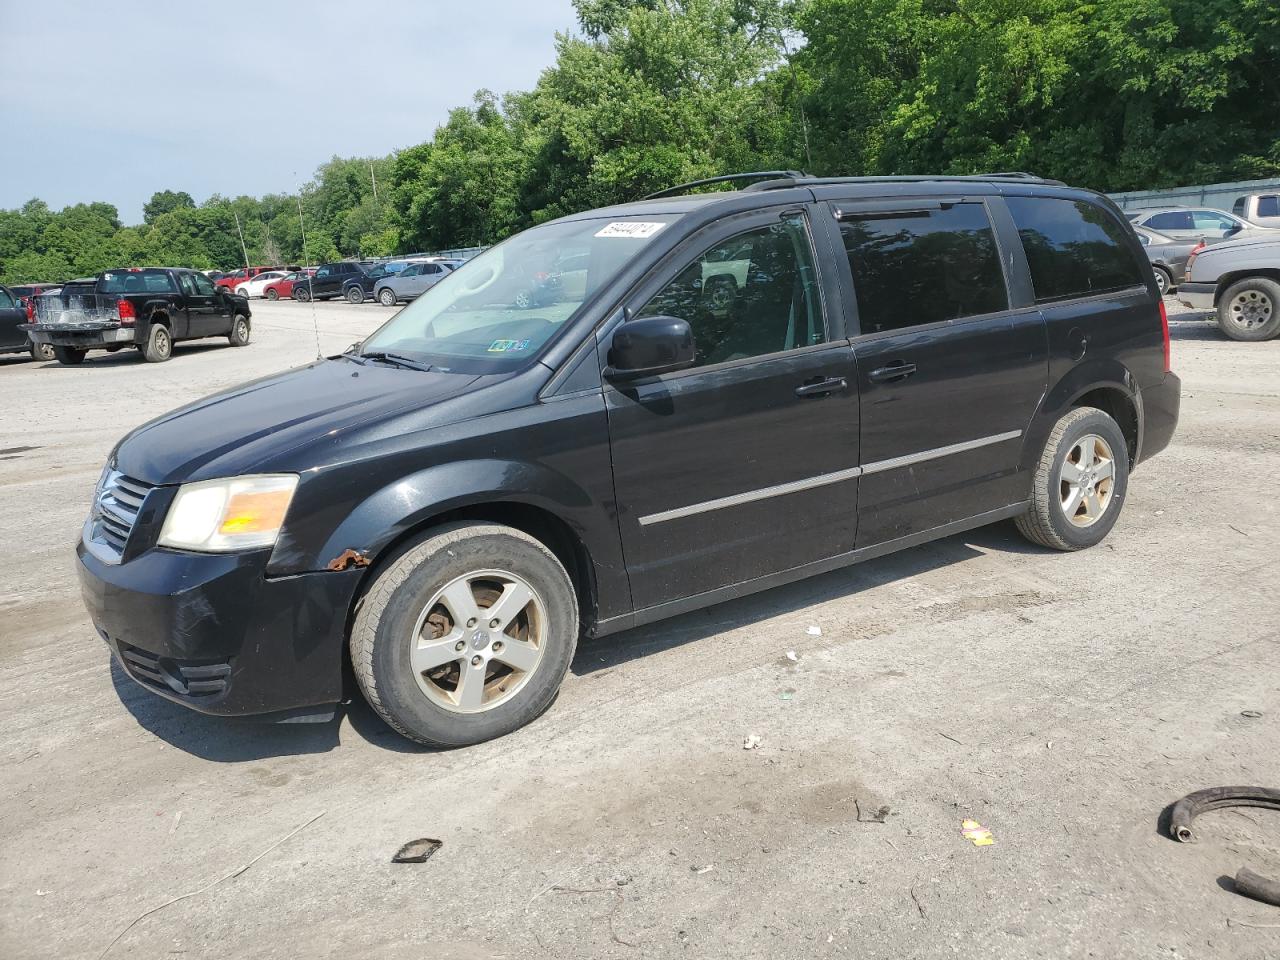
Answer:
xmin=595 ymin=221 xmax=666 ymax=239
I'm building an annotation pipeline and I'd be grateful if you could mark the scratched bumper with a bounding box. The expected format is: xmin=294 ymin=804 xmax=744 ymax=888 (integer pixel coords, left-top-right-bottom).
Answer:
xmin=78 ymin=540 xmax=362 ymax=716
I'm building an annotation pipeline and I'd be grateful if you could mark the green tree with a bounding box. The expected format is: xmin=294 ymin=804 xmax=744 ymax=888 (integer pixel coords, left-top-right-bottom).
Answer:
xmin=142 ymin=189 xmax=196 ymax=224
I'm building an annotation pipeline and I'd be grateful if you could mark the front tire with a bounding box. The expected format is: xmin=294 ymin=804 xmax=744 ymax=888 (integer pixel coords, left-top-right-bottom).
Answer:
xmin=265 ymin=288 xmax=279 ymax=301
xmin=52 ymin=345 xmax=86 ymax=365
xmin=350 ymin=523 xmax=578 ymax=747
xmin=228 ymin=314 xmax=251 ymax=347
xmin=141 ymin=323 xmax=172 ymax=362
xmin=293 ymin=286 xmax=311 ymax=302
xmin=378 ymin=288 xmax=397 ymax=306
xmin=1015 ymin=406 xmax=1130 ymax=551
xmin=1217 ymin=277 xmax=1280 ymax=341
xmin=346 ymin=286 xmax=365 ymax=304
xmin=236 ymin=287 xmax=250 ymax=298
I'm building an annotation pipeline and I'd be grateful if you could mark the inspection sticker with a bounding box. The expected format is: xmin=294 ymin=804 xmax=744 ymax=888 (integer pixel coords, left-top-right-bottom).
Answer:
xmin=487 ymin=339 xmax=531 ymax=353
xmin=595 ymin=221 xmax=666 ymax=239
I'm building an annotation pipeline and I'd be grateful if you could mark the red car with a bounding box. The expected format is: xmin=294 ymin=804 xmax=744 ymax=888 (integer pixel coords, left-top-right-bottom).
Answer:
xmin=261 ymin=269 xmax=316 ymax=300
xmin=215 ymin=266 xmax=298 ymax=292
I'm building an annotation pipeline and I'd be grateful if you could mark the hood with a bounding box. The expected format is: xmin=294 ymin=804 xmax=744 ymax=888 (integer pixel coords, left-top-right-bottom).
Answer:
xmin=1197 ymin=233 xmax=1280 ymax=258
xmin=114 ymin=357 xmax=480 ymax=484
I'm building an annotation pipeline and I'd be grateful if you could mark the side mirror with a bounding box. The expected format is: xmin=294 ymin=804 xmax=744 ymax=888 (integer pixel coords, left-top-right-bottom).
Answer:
xmin=1226 ymin=224 xmax=1243 ymax=236
xmin=605 ymin=315 xmax=695 ymax=380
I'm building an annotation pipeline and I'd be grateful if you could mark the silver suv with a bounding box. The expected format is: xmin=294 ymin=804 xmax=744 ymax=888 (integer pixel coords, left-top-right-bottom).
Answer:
xmin=1127 ymin=206 xmax=1277 ymax=244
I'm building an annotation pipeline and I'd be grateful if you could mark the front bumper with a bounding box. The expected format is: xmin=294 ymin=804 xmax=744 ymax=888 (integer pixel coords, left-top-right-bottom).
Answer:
xmin=79 ymin=541 xmax=363 ymax=716
xmin=22 ymin=322 xmax=137 ymax=349
xmin=1137 ymin=372 xmax=1181 ymax=466
xmin=1176 ymin=281 xmax=1215 ymax=311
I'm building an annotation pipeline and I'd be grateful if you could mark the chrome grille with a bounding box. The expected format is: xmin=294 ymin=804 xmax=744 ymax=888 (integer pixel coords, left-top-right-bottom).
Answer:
xmin=87 ymin=470 xmax=153 ymax=562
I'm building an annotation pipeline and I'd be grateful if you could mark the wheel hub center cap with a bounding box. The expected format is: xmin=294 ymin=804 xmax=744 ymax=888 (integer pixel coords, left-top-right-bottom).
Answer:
xmin=471 ymin=631 xmax=491 ymax=651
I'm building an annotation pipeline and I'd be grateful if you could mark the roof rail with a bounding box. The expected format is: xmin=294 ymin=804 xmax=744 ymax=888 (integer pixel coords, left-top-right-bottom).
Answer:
xmin=751 ymin=172 xmax=1064 ymax=191
xmin=644 ymin=171 xmax=808 ymax=200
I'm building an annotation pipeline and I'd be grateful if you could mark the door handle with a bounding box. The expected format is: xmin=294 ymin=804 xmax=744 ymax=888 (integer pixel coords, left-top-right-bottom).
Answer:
xmin=868 ymin=361 xmax=917 ymax=383
xmin=794 ymin=376 xmax=848 ymax=398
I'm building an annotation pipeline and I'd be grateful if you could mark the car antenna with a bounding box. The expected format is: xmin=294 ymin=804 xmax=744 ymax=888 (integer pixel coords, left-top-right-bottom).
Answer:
xmin=295 ymin=184 xmax=323 ymax=360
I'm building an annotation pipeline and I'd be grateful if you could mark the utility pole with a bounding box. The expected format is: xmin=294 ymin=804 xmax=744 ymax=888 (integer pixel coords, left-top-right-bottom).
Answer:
xmin=232 ymin=210 xmax=250 ymax=270
xmin=369 ymin=160 xmax=378 ymax=202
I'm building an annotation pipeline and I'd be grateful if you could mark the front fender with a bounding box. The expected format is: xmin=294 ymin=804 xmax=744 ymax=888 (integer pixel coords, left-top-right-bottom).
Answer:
xmin=269 ymin=457 xmax=599 ymax=577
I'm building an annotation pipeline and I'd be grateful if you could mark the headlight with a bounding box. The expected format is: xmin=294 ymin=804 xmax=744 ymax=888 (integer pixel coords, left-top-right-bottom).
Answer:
xmin=158 ymin=474 xmax=298 ymax=552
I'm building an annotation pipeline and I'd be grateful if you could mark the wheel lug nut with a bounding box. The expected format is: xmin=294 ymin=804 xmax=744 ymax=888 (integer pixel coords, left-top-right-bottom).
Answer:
xmin=454 ymin=640 xmax=465 ymax=652
xmin=471 ymin=655 xmax=483 ymax=667
xmin=466 ymin=618 xmax=477 ymax=628
xmin=492 ymin=641 xmax=504 ymax=653
xmin=489 ymin=618 xmax=500 ymax=628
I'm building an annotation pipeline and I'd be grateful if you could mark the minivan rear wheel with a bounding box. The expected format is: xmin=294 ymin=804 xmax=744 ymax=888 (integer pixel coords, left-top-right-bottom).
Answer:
xmin=1015 ymin=406 xmax=1129 ymax=551
xmin=1217 ymin=277 xmax=1280 ymax=341
xmin=350 ymin=522 xmax=578 ymax=747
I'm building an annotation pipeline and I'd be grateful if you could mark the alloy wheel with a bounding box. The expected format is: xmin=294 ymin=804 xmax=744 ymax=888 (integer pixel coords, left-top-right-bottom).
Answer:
xmin=408 ymin=570 xmax=547 ymax=714
xmin=1059 ymin=434 xmax=1115 ymax=527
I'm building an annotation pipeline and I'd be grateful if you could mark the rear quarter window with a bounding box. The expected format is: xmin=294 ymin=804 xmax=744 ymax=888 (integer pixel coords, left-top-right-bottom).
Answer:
xmin=1006 ymin=197 xmax=1146 ymax=303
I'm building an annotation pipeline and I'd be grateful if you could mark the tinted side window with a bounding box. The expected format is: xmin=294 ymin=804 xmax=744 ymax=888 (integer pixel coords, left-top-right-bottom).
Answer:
xmin=1145 ymin=211 xmax=1192 ymax=230
xmin=0 ymin=289 xmax=13 ymax=309
xmin=637 ymin=214 xmax=825 ymax=368
xmin=1007 ymin=197 xmax=1145 ymax=303
xmin=1258 ymin=195 xmax=1280 ymax=218
xmin=191 ymin=273 xmax=216 ymax=296
xmin=178 ymin=274 xmax=197 ymax=296
xmin=1233 ymin=197 xmax=1247 ymax=216
xmin=840 ymin=203 xmax=1007 ymax=334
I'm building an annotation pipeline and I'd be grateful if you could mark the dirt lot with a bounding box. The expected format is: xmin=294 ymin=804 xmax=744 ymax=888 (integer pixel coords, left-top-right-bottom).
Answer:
xmin=1 ymin=298 xmax=1277 ymax=960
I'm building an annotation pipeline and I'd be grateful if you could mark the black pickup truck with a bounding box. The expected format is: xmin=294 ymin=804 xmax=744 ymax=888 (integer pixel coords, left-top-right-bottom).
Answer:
xmin=24 ymin=267 xmax=251 ymax=364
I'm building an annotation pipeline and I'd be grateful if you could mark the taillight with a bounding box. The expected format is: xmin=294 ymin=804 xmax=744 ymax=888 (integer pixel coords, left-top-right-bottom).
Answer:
xmin=117 ymin=298 xmax=137 ymax=326
xmin=24 ymin=299 xmax=34 ymax=321
xmin=1185 ymin=241 xmax=1204 ymax=277
xmin=1159 ymin=297 xmax=1170 ymax=373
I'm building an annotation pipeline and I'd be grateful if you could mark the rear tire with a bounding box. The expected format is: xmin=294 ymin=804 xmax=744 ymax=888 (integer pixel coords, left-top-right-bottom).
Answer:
xmin=350 ymin=522 xmax=578 ymax=747
xmin=52 ymin=345 xmax=86 ymax=365
xmin=141 ymin=323 xmax=172 ymax=362
xmin=228 ymin=314 xmax=251 ymax=347
xmin=1015 ymin=406 xmax=1130 ymax=551
xmin=29 ymin=341 xmax=55 ymax=362
xmin=1217 ymin=277 xmax=1280 ymax=341
xmin=346 ymin=286 xmax=365 ymax=304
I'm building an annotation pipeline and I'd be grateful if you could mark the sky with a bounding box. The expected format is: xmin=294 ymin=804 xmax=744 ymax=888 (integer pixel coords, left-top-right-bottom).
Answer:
xmin=0 ymin=0 xmax=578 ymax=224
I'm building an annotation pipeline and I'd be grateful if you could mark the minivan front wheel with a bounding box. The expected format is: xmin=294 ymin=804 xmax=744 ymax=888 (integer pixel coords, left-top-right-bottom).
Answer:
xmin=1016 ymin=406 xmax=1130 ymax=551
xmin=350 ymin=522 xmax=578 ymax=747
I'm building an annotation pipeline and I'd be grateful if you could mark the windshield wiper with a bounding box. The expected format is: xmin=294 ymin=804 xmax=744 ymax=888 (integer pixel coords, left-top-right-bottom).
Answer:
xmin=357 ymin=351 xmax=433 ymax=372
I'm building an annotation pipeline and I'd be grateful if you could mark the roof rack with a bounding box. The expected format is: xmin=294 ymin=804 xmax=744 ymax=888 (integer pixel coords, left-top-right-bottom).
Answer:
xmin=645 ymin=170 xmax=1065 ymax=199
xmin=644 ymin=171 xmax=808 ymax=200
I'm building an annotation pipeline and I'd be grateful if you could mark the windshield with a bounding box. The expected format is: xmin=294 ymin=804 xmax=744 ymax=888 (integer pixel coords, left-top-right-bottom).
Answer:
xmin=357 ymin=214 xmax=678 ymax=372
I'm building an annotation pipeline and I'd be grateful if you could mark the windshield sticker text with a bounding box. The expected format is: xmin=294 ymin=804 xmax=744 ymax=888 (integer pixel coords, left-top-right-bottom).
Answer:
xmin=595 ymin=221 xmax=666 ymax=239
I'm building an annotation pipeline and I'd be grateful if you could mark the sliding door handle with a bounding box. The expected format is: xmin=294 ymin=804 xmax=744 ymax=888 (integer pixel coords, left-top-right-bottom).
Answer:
xmin=868 ymin=361 xmax=917 ymax=383
xmin=794 ymin=376 xmax=848 ymax=398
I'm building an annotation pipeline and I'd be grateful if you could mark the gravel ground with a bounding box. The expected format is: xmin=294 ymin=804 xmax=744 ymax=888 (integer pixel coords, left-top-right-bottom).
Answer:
xmin=1 ymin=297 xmax=1277 ymax=960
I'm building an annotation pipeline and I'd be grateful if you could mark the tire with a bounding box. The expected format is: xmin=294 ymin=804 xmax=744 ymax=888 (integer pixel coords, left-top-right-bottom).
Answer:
xmin=265 ymin=288 xmax=279 ymax=301
xmin=141 ymin=323 xmax=172 ymax=363
xmin=294 ymin=286 xmax=311 ymax=302
xmin=236 ymin=287 xmax=249 ymax=298
xmin=1217 ymin=277 xmax=1280 ymax=342
xmin=514 ymin=290 xmax=533 ymax=309
xmin=29 ymin=341 xmax=55 ymax=362
xmin=350 ymin=522 xmax=578 ymax=747
xmin=378 ymin=288 xmax=397 ymax=307
xmin=228 ymin=314 xmax=251 ymax=347
xmin=52 ymin=345 xmax=86 ymax=365
xmin=1152 ymin=265 xmax=1172 ymax=297
xmin=1016 ymin=406 xmax=1130 ymax=551
xmin=346 ymin=286 xmax=365 ymax=304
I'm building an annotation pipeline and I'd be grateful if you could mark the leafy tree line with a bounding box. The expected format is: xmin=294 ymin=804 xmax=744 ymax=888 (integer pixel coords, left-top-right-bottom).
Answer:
xmin=3 ymin=0 xmax=1276 ymax=284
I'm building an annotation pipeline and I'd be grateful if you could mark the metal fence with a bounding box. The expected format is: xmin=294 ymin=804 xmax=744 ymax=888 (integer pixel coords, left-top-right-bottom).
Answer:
xmin=1107 ymin=177 xmax=1280 ymax=214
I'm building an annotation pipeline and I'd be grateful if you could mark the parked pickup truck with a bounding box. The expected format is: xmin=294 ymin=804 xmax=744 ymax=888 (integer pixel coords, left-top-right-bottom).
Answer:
xmin=1177 ymin=235 xmax=1280 ymax=341
xmin=23 ymin=267 xmax=252 ymax=364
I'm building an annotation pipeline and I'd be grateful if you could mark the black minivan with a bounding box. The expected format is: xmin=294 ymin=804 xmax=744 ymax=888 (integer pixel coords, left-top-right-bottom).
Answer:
xmin=80 ymin=172 xmax=1180 ymax=746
